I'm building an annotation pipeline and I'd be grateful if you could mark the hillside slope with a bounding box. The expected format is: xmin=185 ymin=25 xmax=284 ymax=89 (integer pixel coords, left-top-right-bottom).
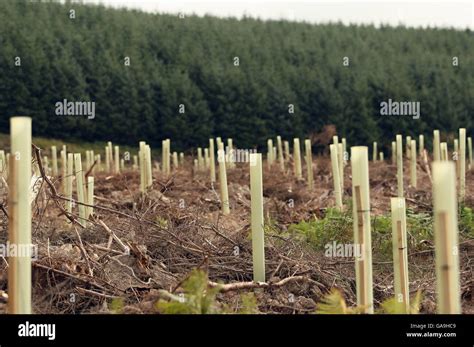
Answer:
xmin=0 ymin=0 xmax=472 ymax=150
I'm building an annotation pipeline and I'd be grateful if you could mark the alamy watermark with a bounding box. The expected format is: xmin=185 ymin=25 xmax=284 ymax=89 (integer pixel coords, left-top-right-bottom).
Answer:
xmin=0 ymin=242 xmax=38 ymax=260
xmin=18 ymin=321 xmax=55 ymax=341
xmin=380 ymin=98 xmax=420 ymax=119
xmin=217 ymin=148 xmax=258 ymax=166
xmin=55 ymin=99 xmax=95 ymax=119
xmin=325 ymin=241 xmax=363 ymax=259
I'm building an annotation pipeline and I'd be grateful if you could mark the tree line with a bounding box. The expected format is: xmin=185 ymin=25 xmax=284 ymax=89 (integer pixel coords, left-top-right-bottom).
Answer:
xmin=0 ymin=0 xmax=472 ymax=152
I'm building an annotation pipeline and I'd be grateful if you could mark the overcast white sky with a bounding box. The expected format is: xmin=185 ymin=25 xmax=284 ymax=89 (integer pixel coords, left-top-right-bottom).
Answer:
xmin=68 ymin=0 xmax=473 ymax=29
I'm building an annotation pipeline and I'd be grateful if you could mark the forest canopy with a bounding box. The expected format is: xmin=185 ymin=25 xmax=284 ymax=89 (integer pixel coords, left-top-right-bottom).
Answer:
xmin=0 ymin=0 xmax=472 ymax=151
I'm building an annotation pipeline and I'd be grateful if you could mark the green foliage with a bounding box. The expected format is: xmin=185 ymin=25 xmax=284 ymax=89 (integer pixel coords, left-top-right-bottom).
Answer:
xmin=290 ymin=207 xmax=436 ymax=261
xmin=155 ymin=269 xmax=221 ymax=314
xmin=108 ymin=297 xmax=125 ymax=314
xmin=406 ymin=210 xmax=433 ymax=247
xmin=371 ymin=214 xmax=393 ymax=258
xmin=317 ymin=289 xmax=423 ymax=314
xmin=263 ymin=216 xmax=282 ymax=236
xmin=155 ymin=269 xmax=261 ymax=314
xmin=0 ymin=0 xmax=472 ymax=150
xmin=378 ymin=291 xmax=423 ymax=314
xmin=235 ymin=293 xmax=260 ymax=314
xmin=315 ymin=289 xmax=364 ymax=314
xmin=459 ymin=206 xmax=474 ymax=237
xmin=288 ymin=208 xmax=353 ymax=249
xmin=372 ymin=210 xmax=434 ymax=260
xmin=155 ymin=217 xmax=169 ymax=229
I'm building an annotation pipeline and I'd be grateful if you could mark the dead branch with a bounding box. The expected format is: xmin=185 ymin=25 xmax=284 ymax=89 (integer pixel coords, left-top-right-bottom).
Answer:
xmin=208 ymin=275 xmax=308 ymax=293
xmin=85 ymin=160 xmax=97 ymax=178
xmin=75 ymin=287 xmax=119 ymax=299
xmin=97 ymin=218 xmax=129 ymax=254
xmin=32 ymin=144 xmax=79 ymax=226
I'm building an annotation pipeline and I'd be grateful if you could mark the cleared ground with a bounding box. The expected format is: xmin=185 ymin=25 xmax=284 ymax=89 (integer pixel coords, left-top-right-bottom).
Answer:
xmin=0 ymin=147 xmax=472 ymax=314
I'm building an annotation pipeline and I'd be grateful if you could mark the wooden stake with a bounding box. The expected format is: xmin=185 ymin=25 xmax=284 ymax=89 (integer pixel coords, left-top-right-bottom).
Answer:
xmin=459 ymin=128 xmax=466 ymax=201
xmin=250 ymin=153 xmax=265 ymax=282
xmin=61 ymin=145 xmax=66 ymax=173
xmin=390 ymin=197 xmax=409 ymax=313
xmin=432 ymin=162 xmax=461 ymax=313
xmin=468 ymin=137 xmax=472 ymax=170
xmin=341 ymin=138 xmax=347 ymax=165
xmin=217 ymin=142 xmax=230 ymax=215
xmin=351 ymin=146 xmax=373 ymax=313
xmin=66 ymin=153 xmax=73 ymax=213
xmin=90 ymin=150 xmax=95 ymax=175
xmin=391 ymin=141 xmax=396 ymax=165
xmin=440 ymin=142 xmax=448 ymax=161
xmin=227 ymin=138 xmax=234 ymax=169
xmin=410 ymin=140 xmax=417 ymax=188
xmin=433 ymin=130 xmax=440 ymax=161
xmin=204 ymin=148 xmax=210 ymax=169
xmin=74 ymin=153 xmax=87 ymax=227
xmin=338 ymin=143 xmax=344 ymax=190
xmin=419 ymin=135 xmax=424 ymax=157
xmin=61 ymin=149 xmax=67 ymax=193
xmin=164 ymin=139 xmax=170 ymax=176
xmin=139 ymin=141 xmax=146 ymax=193
xmin=173 ymin=151 xmax=179 ymax=169
xmin=145 ymin=145 xmax=152 ymax=187
xmin=396 ymin=135 xmax=404 ymax=197
xmin=330 ymin=144 xmax=343 ymax=210
xmin=454 ymin=139 xmax=459 ymax=177
xmin=51 ymin=145 xmax=58 ymax=176
xmin=209 ymin=138 xmax=216 ymax=183
xmin=161 ymin=140 xmax=167 ymax=175
xmin=284 ymin=141 xmax=290 ymax=162
xmin=293 ymin=138 xmax=302 ymax=179
xmin=109 ymin=144 xmax=114 ymax=171
xmin=114 ymin=146 xmax=120 ymax=174
xmin=277 ymin=136 xmax=284 ymax=171
xmin=267 ymin=139 xmax=273 ymax=167
xmin=167 ymin=140 xmax=171 ymax=175
xmin=8 ymin=117 xmax=32 ymax=314
xmin=86 ymin=176 xmax=94 ymax=218
xmin=197 ymin=147 xmax=204 ymax=171
xmin=305 ymin=139 xmax=313 ymax=190
xmin=105 ymin=146 xmax=110 ymax=172
xmin=107 ymin=141 xmax=113 ymax=161
xmin=406 ymin=136 xmax=411 ymax=159
xmin=85 ymin=150 xmax=91 ymax=174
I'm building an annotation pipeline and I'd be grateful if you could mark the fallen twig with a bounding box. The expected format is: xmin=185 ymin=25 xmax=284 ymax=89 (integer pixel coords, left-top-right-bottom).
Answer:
xmin=208 ymin=275 xmax=308 ymax=293
xmin=97 ymin=218 xmax=129 ymax=254
xmin=32 ymin=144 xmax=79 ymax=226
